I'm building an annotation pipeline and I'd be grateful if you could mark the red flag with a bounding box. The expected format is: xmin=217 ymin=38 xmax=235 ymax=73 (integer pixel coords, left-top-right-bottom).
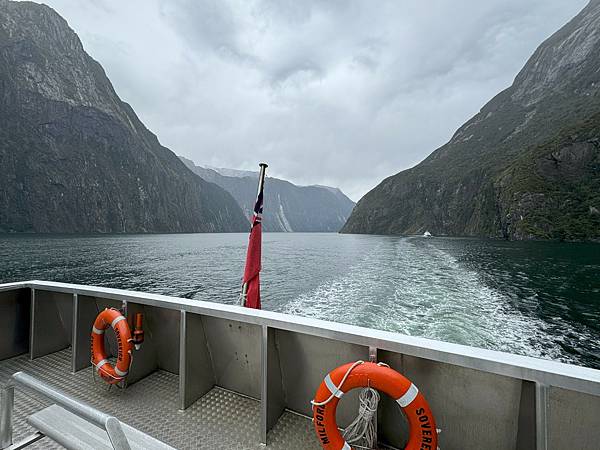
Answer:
xmin=241 ymin=164 xmax=267 ymax=309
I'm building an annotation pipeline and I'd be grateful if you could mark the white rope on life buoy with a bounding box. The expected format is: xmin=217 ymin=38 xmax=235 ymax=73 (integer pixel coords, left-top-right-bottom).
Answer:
xmin=311 ymin=360 xmax=364 ymax=408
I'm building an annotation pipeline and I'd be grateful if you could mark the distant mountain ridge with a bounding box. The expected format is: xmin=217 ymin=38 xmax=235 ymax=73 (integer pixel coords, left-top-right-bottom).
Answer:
xmin=208 ymin=167 xmax=258 ymax=178
xmin=180 ymin=157 xmax=355 ymax=232
xmin=342 ymin=0 xmax=600 ymax=241
xmin=0 ymin=0 xmax=247 ymax=233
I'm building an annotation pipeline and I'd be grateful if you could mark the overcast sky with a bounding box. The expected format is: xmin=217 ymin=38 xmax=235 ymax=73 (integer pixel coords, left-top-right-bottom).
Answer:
xmin=39 ymin=0 xmax=587 ymax=200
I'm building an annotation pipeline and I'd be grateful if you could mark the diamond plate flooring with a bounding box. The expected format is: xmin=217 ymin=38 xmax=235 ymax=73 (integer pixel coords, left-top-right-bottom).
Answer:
xmin=0 ymin=348 xmax=321 ymax=449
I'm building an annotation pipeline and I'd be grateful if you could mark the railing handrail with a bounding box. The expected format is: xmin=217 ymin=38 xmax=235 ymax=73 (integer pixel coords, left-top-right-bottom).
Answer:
xmin=11 ymin=372 xmax=110 ymax=428
xmin=3 ymin=372 xmax=130 ymax=450
xmin=1 ymin=280 xmax=599 ymax=397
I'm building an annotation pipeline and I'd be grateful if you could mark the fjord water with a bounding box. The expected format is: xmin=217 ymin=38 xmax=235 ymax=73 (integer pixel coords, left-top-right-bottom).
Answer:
xmin=1 ymin=233 xmax=598 ymax=369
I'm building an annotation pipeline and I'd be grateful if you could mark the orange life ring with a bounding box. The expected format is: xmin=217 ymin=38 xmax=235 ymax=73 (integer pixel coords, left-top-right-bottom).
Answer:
xmin=312 ymin=362 xmax=438 ymax=450
xmin=90 ymin=308 xmax=133 ymax=384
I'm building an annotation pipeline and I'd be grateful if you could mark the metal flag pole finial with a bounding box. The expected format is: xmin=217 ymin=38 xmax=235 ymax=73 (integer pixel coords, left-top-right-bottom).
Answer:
xmin=256 ymin=163 xmax=268 ymax=200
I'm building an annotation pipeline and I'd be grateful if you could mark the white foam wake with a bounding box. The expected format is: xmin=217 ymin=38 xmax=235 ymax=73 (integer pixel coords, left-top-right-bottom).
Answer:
xmin=282 ymin=237 xmax=586 ymax=364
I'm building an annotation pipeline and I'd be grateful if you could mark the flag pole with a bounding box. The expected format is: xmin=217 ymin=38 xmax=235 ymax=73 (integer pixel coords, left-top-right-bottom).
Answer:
xmin=240 ymin=163 xmax=268 ymax=306
xmin=255 ymin=163 xmax=268 ymax=202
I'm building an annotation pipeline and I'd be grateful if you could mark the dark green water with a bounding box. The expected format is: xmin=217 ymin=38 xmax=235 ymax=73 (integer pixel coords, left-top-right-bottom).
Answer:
xmin=0 ymin=233 xmax=598 ymax=369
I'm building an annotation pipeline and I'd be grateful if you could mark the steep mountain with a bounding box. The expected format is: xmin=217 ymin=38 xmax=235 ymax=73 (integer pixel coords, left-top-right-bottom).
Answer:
xmin=0 ymin=0 xmax=247 ymax=233
xmin=342 ymin=0 xmax=600 ymax=241
xmin=180 ymin=157 xmax=355 ymax=232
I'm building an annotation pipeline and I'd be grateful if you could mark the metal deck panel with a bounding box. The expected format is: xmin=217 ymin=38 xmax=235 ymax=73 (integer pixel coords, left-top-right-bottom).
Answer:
xmin=0 ymin=349 xmax=320 ymax=449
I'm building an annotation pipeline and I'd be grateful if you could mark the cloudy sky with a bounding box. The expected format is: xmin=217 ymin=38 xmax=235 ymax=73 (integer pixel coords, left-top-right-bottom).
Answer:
xmin=39 ymin=0 xmax=587 ymax=200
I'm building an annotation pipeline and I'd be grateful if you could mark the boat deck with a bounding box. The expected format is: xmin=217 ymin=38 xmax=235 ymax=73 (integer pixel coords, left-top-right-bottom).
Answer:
xmin=0 ymin=349 xmax=320 ymax=450
xmin=2 ymin=281 xmax=599 ymax=449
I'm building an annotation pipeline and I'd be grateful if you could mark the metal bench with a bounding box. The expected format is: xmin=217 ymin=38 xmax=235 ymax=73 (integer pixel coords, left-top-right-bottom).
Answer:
xmin=28 ymin=404 xmax=173 ymax=450
xmin=1 ymin=372 xmax=174 ymax=450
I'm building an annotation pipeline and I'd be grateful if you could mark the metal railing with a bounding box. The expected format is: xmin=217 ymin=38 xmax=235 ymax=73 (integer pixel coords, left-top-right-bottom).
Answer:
xmin=1 ymin=280 xmax=599 ymax=450
xmin=0 ymin=372 xmax=130 ymax=450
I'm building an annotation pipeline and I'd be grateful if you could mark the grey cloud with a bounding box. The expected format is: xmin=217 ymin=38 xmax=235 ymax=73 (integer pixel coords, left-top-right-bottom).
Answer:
xmin=160 ymin=1 xmax=237 ymax=53
xmin=38 ymin=0 xmax=588 ymax=201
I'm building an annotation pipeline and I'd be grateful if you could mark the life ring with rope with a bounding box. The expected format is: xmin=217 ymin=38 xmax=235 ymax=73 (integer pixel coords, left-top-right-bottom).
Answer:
xmin=91 ymin=308 xmax=143 ymax=385
xmin=312 ymin=361 xmax=438 ymax=450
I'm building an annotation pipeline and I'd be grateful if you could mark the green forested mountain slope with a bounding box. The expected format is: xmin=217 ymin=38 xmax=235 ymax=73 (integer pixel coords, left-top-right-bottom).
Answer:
xmin=342 ymin=0 xmax=600 ymax=241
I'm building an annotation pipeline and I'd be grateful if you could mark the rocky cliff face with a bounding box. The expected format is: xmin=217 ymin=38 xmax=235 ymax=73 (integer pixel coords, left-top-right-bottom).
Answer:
xmin=180 ymin=158 xmax=355 ymax=232
xmin=342 ymin=0 xmax=600 ymax=241
xmin=0 ymin=0 xmax=247 ymax=233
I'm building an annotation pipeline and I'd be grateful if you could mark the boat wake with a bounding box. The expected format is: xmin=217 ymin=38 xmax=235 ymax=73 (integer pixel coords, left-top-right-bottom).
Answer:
xmin=281 ymin=238 xmax=593 ymax=365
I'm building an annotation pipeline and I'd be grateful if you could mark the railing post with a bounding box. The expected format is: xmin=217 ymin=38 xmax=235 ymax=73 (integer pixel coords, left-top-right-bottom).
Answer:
xmin=71 ymin=293 xmax=78 ymax=373
xmin=29 ymin=288 xmax=35 ymax=360
xmin=179 ymin=310 xmax=187 ymax=411
xmin=516 ymin=380 xmax=536 ymax=450
xmin=260 ymin=325 xmax=285 ymax=445
xmin=178 ymin=311 xmax=215 ymax=411
xmin=0 ymin=385 xmax=14 ymax=449
xmin=260 ymin=325 xmax=268 ymax=445
xmin=535 ymin=383 xmax=548 ymax=450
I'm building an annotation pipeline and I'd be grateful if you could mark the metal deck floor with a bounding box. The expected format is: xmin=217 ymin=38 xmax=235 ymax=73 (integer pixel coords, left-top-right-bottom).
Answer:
xmin=0 ymin=348 xmax=321 ymax=449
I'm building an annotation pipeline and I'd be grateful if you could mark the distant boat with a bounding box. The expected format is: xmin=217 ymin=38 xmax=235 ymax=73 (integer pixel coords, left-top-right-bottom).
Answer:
xmin=423 ymin=231 xmax=432 ymax=237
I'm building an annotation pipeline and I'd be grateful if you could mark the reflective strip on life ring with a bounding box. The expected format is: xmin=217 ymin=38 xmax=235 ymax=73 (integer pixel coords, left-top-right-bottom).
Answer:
xmin=324 ymin=374 xmax=344 ymax=398
xmin=397 ymin=383 xmax=419 ymax=407
xmin=114 ymin=366 xmax=129 ymax=377
xmin=96 ymin=358 xmax=108 ymax=369
xmin=90 ymin=308 xmax=133 ymax=385
xmin=312 ymin=362 xmax=438 ymax=450
xmin=111 ymin=315 xmax=126 ymax=328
